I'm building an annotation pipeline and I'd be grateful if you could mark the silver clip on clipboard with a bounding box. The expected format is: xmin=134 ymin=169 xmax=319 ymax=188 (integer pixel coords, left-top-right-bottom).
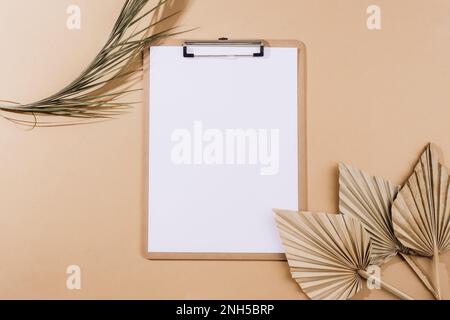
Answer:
xmin=183 ymin=38 xmax=265 ymax=58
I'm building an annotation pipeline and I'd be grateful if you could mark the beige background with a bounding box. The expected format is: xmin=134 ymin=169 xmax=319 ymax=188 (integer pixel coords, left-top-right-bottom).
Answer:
xmin=0 ymin=0 xmax=449 ymax=299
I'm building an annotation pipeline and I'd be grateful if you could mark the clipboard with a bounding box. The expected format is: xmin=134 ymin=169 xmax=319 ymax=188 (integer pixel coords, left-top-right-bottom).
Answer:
xmin=143 ymin=39 xmax=308 ymax=260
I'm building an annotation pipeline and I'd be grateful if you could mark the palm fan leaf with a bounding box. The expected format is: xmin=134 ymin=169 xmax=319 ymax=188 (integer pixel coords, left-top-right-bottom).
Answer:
xmin=392 ymin=143 xmax=450 ymax=299
xmin=339 ymin=163 xmax=401 ymax=264
xmin=339 ymin=163 xmax=438 ymax=298
xmin=274 ymin=210 xmax=413 ymax=300
xmin=0 ymin=0 xmax=184 ymax=127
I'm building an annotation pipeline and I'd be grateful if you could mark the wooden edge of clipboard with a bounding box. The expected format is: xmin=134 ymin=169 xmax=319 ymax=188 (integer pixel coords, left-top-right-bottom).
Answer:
xmin=142 ymin=39 xmax=308 ymax=261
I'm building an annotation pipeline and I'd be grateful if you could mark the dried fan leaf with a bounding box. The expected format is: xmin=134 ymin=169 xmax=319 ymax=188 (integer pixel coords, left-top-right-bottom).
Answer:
xmin=274 ymin=210 xmax=413 ymax=300
xmin=339 ymin=162 xmax=439 ymax=298
xmin=392 ymin=144 xmax=450 ymax=299
xmin=339 ymin=163 xmax=401 ymax=264
xmin=392 ymin=144 xmax=450 ymax=255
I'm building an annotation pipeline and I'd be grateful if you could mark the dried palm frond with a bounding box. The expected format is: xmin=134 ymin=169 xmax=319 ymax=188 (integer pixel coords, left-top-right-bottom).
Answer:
xmin=0 ymin=0 xmax=185 ymax=127
xmin=339 ymin=163 xmax=438 ymax=298
xmin=274 ymin=210 xmax=414 ymax=300
xmin=392 ymin=143 xmax=450 ymax=300
xmin=339 ymin=163 xmax=402 ymax=264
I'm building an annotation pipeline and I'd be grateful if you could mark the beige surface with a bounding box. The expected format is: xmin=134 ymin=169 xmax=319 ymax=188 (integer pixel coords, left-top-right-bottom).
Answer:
xmin=0 ymin=0 xmax=449 ymax=299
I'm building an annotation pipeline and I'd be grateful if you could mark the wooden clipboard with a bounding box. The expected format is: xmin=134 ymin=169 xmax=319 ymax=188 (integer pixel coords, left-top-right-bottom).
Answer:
xmin=142 ymin=39 xmax=308 ymax=261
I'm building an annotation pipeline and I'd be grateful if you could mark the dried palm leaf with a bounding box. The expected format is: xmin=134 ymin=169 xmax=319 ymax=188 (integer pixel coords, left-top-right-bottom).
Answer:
xmin=392 ymin=143 xmax=450 ymax=300
xmin=339 ymin=163 xmax=401 ymax=264
xmin=0 ymin=0 xmax=185 ymax=127
xmin=274 ymin=210 xmax=414 ymax=300
xmin=339 ymin=163 xmax=438 ymax=298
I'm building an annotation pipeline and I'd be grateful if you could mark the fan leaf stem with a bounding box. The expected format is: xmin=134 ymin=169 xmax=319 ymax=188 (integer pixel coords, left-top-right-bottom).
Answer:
xmin=432 ymin=246 xmax=442 ymax=300
xmin=358 ymin=269 xmax=414 ymax=300
xmin=399 ymin=252 xmax=439 ymax=299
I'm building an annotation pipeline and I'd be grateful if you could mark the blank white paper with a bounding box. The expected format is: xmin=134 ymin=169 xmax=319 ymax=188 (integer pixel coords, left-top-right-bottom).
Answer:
xmin=148 ymin=45 xmax=298 ymax=253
